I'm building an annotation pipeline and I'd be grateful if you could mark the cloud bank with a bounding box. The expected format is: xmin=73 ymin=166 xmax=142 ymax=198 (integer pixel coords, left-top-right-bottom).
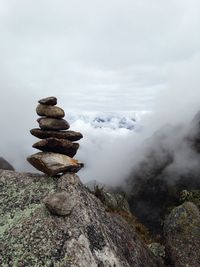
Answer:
xmin=0 ymin=0 xmax=200 ymax=185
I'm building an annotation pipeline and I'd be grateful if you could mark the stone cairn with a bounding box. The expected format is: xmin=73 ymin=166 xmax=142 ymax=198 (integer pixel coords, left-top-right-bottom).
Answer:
xmin=27 ymin=96 xmax=84 ymax=176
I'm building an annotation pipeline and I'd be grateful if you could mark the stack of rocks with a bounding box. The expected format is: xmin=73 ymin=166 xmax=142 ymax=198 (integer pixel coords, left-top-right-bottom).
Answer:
xmin=27 ymin=97 xmax=84 ymax=176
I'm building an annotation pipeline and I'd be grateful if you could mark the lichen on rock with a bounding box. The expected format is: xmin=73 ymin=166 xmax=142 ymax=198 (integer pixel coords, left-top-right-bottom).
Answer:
xmin=164 ymin=201 xmax=200 ymax=267
xmin=0 ymin=170 xmax=163 ymax=267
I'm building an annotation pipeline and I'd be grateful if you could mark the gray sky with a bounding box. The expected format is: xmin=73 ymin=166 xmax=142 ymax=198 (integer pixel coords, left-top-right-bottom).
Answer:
xmin=1 ymin=0 xmax=200 ymax=112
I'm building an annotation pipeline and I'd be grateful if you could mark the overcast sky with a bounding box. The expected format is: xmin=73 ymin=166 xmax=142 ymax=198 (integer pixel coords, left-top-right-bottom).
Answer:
xmin=1 ymin=0 xmax=200 ymax=112
xmin=0 ymin=0 xmax=200 ymax=180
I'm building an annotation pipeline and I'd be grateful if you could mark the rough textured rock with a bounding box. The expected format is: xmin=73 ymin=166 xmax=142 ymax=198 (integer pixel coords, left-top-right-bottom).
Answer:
xmin=38 ymin=96 xmax=57 ymax=105
xmin=30 ymin=128 xmax=83 ymax=141
xmin=164 ymin=202 xmax=200 ymax=267
xmin=44 ymin=192 xmax=75 ymax=216
xmin=93 ymin=186 xmax=130 ymax=213
xmin=36 ymin=104 xmax=65 ymax=118
xmin=33 ymin=138 xmax=79 ymax=157
xmin=37 ymin=118 xmax=70 ymax=130
xmin=27 ymin=152 xmax=84 ymax=176
xmin=0 ymin=170 xmax=163 ymax=267
xmin=148 ymin=243 xmax=165 ymax=261
xmin=0 ymin=157 xmax=15 ymax=171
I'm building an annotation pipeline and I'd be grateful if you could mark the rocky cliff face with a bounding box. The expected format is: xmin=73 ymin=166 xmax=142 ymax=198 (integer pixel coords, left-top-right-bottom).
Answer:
xmin=126 ymin=111 xmax=200 ymax=235
xmin=0 ymin=170 xmax=162 ymax=267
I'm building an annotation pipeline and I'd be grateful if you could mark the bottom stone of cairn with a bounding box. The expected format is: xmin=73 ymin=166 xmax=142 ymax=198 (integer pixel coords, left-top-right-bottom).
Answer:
xmin=27 ymin=96 xmax=84 ymax=175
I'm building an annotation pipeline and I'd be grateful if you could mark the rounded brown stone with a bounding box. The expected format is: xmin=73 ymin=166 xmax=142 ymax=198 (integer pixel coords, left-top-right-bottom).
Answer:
xmin=44 ymin=192 xmax=75 ymax=216
xmin=30 ymin=128 xmax=83 ymax=141
xmin=37 ymin=118 xmax=70 ymax=131
xmin=36 ymin=104 xmax=65 ymax=119
xmin=38 ymin=96 xmax=57 ymax=106
xmin=33 ymin=138 xmax=79 ymax=157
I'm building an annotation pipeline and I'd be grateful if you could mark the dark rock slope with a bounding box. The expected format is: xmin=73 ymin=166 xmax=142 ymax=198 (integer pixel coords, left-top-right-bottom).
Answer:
xmin=0 ymin=170 xmax=162 ymax=267
xmin=126 ymin=111 xmax=200 ymax=235
xmin=0 ymin=157 xmax=15 ymax=171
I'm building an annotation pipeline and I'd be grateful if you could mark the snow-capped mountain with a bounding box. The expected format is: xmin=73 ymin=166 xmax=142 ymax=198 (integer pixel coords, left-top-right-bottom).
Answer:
xmin=66 ymin=111 xmax=150 ymax=131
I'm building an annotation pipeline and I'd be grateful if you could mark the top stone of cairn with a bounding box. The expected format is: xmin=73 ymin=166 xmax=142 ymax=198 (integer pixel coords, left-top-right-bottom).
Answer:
xmin=39 ymin=96 xmax=57 ymax=106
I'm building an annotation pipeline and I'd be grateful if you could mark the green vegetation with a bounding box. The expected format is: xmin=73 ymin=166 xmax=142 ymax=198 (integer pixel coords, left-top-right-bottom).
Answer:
xmin=180 ymin=189 xmax=200 ymax=208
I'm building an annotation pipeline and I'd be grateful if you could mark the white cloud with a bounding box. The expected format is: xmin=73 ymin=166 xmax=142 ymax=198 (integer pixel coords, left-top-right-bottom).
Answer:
xmin=0 ymin=0 xmax=200 ymax=184
xmin=1 ymin=0 xmax=199 ymax=108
